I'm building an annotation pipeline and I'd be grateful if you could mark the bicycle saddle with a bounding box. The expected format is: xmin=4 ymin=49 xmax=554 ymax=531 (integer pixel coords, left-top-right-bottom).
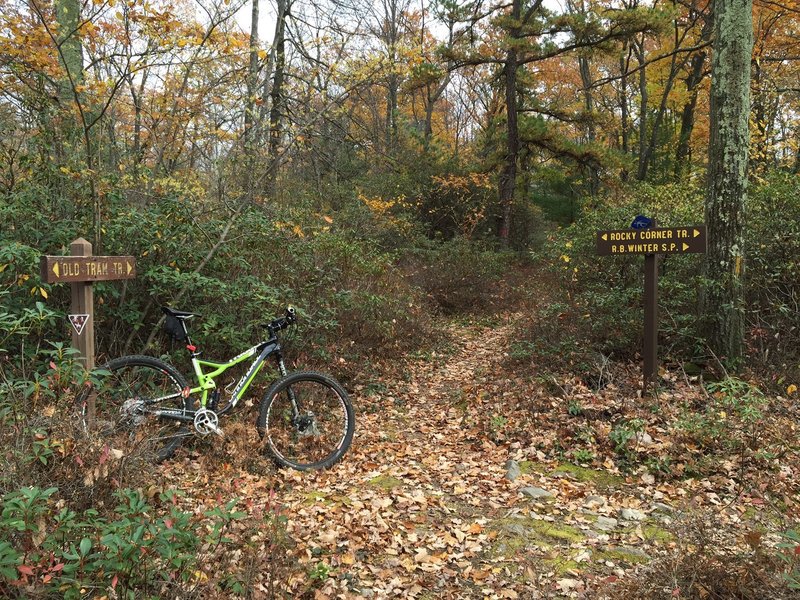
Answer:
xmin=162 ymin=306 xmax=200 ymax=320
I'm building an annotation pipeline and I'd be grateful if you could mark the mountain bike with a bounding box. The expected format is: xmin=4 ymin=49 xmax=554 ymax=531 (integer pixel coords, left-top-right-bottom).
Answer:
xmin=79 ymin=306 xmax=355 ymax=471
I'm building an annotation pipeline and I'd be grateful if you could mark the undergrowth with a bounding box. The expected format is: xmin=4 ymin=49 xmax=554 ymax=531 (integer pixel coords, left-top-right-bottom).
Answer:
xmin=0 ymin=306 xmax=296 ymax=598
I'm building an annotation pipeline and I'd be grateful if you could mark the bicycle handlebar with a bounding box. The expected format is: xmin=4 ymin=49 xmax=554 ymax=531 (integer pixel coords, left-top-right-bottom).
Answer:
xmin=267 ymin=307 xmax=297 ymax=334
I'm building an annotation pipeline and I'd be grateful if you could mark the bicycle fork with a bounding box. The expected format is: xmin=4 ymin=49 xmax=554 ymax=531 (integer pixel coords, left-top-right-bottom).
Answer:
xmin=276 ymin=355 xmax=319 ymax=437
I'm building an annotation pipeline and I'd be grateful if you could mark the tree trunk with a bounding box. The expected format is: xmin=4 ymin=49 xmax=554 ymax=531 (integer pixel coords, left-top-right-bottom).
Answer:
xmin=498 ymin=0 xmax=521 ymax=245
xmin=674 ymin=49 xmax=706 ymax=177
xmin=579 ymin=54 xmax=599 ymax=196
xmin=675 ymin=10 xmax=712 ymax=178
xmin=634 ymin=36 xmax=649 ymax=181
xmin=702 ymin=0 xmax=753 ymax=367
xmin=637 ymin=41 xmax=681 ymax=181
xmin=265 ymin=0 xmax=287 ymax=197
xmin=244 ymin=0 xmax=260 ymax=201
xmin=793 ymin=138 xmax=800 ymax=174
xmin=384 ymin=0 xmax=400 ymax=152
xmin=54 ymin=0 xmax=84 ymax=103
xmin=619 ymin=45 xmax=631 ymax=181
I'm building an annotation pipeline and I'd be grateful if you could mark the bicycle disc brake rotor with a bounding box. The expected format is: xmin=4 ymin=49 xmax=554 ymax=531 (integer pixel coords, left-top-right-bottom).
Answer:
xmin=193 ymin=408 xmax=219 ymax=436
xmin=295 ymin=413 xmax=320 ymax=438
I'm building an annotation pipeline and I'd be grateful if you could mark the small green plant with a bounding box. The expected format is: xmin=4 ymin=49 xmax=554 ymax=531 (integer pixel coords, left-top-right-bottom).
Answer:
xmin=488 ymin=414 xmax=509 ymax=441
xmin=365 ymin=381 xmax=388 ymax=397
xmin=490 ymin=414 xmax=508 ymax=430
xmin=706 ymin=377 xmax=765 ymax=421
xmin=571 ymin=448 xmax=595 ymax=464
xmin=30 ymin=431 xmax=55 ymax=466
xmin=575 ymin=424 xmax=596 ymax=445
xmin=609 ymin=418 xmax=645 ymax=455
xmin=677 ymin=377 xmax=767 ymax=453
xmin=645 ymin=455 xmax=672 ymax=476
xmin=567 ymin=399 xmax=583 ymax=416
xmin=0 ymin=487 xmax=246 ymax=598
xmin=309 ymin=561 xmax=331 ymax=582
xmin=509 ymin=341 xmax=535 ymax=362
xmin=24 ymin=343 xmax=102 ymax=406
xmin=778 ymin=529 xmax=800 ymax=590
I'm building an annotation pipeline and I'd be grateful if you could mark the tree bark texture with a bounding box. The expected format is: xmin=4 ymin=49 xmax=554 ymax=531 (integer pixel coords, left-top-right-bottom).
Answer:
xmin=703 ymin=0 xmax=753 ymax=366
xmin=244 ymin=0 xmax=260 ymax=201
xmin=266 ymin=0 xmax=288 ymax=196
xmin=498 ymin=0 xmax=521 ymax=245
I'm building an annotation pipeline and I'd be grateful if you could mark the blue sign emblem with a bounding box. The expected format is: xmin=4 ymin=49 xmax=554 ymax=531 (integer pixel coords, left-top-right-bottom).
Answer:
xmin=631 ymin=215 xmax=653 ymax=230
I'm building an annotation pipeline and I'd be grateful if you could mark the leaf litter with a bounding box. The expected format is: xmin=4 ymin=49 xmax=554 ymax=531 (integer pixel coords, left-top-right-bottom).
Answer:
xmin=161 ymin=315 xmax=800 ymax=598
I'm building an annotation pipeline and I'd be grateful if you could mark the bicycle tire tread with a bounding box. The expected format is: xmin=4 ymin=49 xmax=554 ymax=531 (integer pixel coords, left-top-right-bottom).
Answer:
xmin=258 ymin=371 xmax=355 ymax=471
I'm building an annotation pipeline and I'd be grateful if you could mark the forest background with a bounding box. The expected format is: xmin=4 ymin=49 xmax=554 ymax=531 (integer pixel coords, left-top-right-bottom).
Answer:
xmin=1 ymin=0 xmax=800 ymax=596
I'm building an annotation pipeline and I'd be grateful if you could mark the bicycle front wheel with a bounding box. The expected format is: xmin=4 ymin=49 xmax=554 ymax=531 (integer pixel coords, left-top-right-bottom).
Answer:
xmin=257 ymin=371 xmax=355 ymax=470
xmin=81 ymin=355 xmax=192 ymax=462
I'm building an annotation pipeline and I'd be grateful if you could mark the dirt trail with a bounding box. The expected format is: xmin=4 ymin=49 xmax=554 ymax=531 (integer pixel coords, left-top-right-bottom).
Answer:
xmin=232 ymin=317 xmax=665 ymax=598
xmin=162 ymin=308 xmax=800 ymax=599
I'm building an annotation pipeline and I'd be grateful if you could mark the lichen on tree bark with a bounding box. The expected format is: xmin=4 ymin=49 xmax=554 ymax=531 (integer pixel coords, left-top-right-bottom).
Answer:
xmin=702 ymin=0 xmax=753 ymax=367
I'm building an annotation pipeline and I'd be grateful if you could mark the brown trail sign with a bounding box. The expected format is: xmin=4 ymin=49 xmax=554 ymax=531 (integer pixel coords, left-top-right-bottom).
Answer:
xmin=41 ymin=255 xmax=135 ymax=284
xmin=40 ymin=238 xmax=137 ymax=372
xmin=596 ymin=226 xmax=706 ymax=256
xmin=596 ymin=223 xmax=706 ymax=392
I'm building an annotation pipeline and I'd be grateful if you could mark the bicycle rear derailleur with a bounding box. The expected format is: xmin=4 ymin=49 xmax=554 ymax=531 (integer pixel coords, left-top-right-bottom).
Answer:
xmin=194 ymin=408 xmax=223 ymax=437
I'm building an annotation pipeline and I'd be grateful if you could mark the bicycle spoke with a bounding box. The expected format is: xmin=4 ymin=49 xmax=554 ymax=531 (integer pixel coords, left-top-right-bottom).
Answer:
xmin=262 ymin=373 xmax=354 ymax=470
xmin=86 ymin=356 xmax=190 ymax=462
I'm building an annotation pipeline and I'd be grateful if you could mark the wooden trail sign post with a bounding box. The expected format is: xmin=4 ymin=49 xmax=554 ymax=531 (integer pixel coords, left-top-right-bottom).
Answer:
xmin=40 ymin=238 xmax=136 ymax=371
xmin=596 ymin=223 xmax=707 ymax=392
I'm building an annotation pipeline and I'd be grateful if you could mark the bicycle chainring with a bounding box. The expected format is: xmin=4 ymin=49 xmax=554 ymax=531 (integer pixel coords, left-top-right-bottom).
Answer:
xmin=193 ymin=408 xmax=220 ymax=436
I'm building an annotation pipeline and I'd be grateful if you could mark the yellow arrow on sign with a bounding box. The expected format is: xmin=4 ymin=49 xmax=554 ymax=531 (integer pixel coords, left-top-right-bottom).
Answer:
xmin=682 ymin=243 xmax=689 ymax=251
xmin=693 ymin=229 xmax=700 ymax=237
xmin=126 ymin=261 xmax=133 ymax=275
xmin=601 ymin=233 xmax=608 ymax=241
xmin=52 ymin=262 xmax=60 ymax=278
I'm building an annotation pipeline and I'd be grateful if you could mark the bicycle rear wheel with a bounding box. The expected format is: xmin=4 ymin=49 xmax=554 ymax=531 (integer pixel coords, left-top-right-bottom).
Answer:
xmin=80 ymin=355 xmax=192 ymax=462
xmin=257 ymin=371 xmax=354 ymax=470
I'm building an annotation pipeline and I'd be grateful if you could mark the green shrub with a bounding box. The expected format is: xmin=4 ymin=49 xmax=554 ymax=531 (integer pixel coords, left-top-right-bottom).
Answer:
xmin=778 ymin=529 xmax=800 ymax=590
xmin=0 ymin=486 xmax=245 ymax=599
xmin=676 ymin=377 xmax=767 ymax=454
xmin=402 ymin=237 xmax=516 ymax=314
xmin=745 ymin=172 xmax=800 ymax=381
xmin=2 ymin=181 xmax=433 ymax=370
xmin=510 ymin=180 xmax=703 ymax=374
xmin=520 ymin=174 xmax=800 ymax=381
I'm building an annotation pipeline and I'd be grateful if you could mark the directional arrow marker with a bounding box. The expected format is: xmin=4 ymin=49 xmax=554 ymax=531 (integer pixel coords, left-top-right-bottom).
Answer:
xmin=683 ymin=243 xmax=689 ymax=251
xmin=694 ymin=229 xmax=700 ymax=237
xmin=601 ymin=233 xmax=608 ymax=241
xmin=52 ymin=263 xmax=60 ymax=278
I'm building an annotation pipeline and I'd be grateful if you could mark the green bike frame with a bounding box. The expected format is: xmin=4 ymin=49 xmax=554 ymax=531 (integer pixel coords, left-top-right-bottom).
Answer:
xmin=188 ymin=338 xmax=288 ymax=415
